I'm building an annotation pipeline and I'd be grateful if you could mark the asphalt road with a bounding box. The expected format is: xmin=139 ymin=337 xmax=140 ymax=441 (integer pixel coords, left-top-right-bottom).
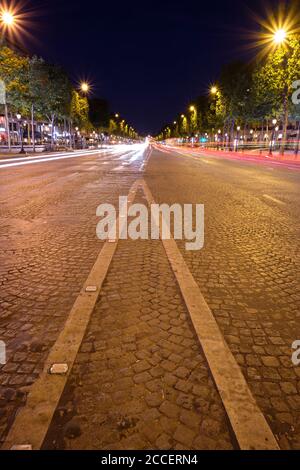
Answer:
xmin=0 ymin=144 xmax=299 ymax=449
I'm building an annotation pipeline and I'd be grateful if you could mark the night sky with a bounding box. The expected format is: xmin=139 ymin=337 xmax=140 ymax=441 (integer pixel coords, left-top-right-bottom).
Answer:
xmin=24 ymin=0 xmax=282 ymax=134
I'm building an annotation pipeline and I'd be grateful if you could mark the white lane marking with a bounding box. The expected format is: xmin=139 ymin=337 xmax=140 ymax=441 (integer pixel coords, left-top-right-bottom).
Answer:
xmin=113 ymin=148 xmax=149 ymax=172
xmin=263 ymin=194 xmax=285 ymax=205
xmin=141 ymin=147 xmax=153 ymax=172
xmin=87 ymin=166 xmax=99 ymax=171
xmin=0 ymin=152 xmax=102 ymax=170
xmin=118 ymin=151 xmax=137 ymax=160
xmin=141 ymin=178 xmax=279 ymax=451
xmin=0 ymin=149 xmax=109 ymax=164
xmin=2 ymin=181 xmax=141 ymax=451
xmin=0 ymin=146 xmax=145 ymax=170
xmin=201 ymin=159 xmax=217 ymax=165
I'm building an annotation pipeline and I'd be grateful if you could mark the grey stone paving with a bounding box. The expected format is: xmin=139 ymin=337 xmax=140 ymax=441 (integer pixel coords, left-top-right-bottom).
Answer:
xmin=1 ymin=146 xmax=299 ymax=450
xmin=43 ymin=231 xmax=234 ymax=450
xmin=0 ymin=152 xmax=142 ymax=444
xmin=144 ymin=149 xmax=300 ymax=449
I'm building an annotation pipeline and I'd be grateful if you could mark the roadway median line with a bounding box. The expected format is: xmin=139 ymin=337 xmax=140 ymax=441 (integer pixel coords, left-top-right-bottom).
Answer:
xmin=2 ymin=181 xmax=140 ymax=451
xmin=263 ymin=194 xmax=285 ymax=205
xmin=140 ymin=178 xmax=279 ymax=451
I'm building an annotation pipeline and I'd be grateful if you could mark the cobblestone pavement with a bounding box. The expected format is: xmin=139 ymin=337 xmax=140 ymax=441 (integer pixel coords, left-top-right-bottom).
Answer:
xmin=43 ymin=193 xmax=235 ymax=449
xmin=1 ymin=145 xmax=300 ymax=449
xmin=0 ymin=147 xmax=146 ymax=444
xmin=144 ymin=147 xmax=300 ymax=449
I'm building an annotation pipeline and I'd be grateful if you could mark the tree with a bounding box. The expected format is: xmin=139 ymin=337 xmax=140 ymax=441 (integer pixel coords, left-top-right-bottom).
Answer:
xmin=252 ymin=34 xmax=300 ymax=153
xmin=0 ymin=46 xmax=29 ymax=148
xmin=219 ymin=61 xmax=254 ymax=125
xmin=109 ymin=118 xmax=117 ymax=134
xmin=38 ymin=63 xmax=72 ymax=147
xmin=70 ymin=90 xmax=89 ymax=129
xmin=0 ymin=46 xmax=29 ymax=112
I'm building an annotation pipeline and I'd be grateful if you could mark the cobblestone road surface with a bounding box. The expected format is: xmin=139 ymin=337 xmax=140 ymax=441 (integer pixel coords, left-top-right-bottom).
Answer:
xmin=0 ymin=147 xmax=145 ymax=444
xmin=144 ymin=147 xmax=300 ymax=449
xmin=43 ymin=190 xmax=234 ymax=450
xmin=1 ymin=145 xmax=300 ymax=449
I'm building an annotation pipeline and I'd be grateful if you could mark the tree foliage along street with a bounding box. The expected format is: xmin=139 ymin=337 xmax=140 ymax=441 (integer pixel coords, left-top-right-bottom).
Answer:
xmin=158 ymin=34 xmax=300 ymax=152
xmin=0 ymin=45 xmax=138 ymax=145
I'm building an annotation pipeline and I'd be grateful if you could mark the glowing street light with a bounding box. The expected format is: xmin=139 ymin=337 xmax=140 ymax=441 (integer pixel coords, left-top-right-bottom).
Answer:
xmin=189 ymin=105 xmax=195 ymax=112
xmin=273 ymin=29 xmax=287 ymax=45
xmin=1 ymin=10 xmax=15 ymax=26
xmin=80 ymin=82 xmax=90 ymax=94
xmin=211 ymin=86 xmax=218 ymax=95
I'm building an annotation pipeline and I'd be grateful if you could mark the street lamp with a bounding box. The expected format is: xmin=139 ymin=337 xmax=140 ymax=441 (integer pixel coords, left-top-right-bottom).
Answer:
xmin=271 ymin=27 xmax=292 ymax=155
xmin=235 ymin=126 xmax=241 ymax=152
xmin=1 ymin=10 xmax=15 ymax=27
xmin=80 ymin=82 xmax=90 ymax=94
xmin=16 ymin=113 xmax=25 ymax=154
xmin=189 ymin=105 xmax=197 ymax=136
xmin=269 ymin=119 xmax=278 ymax=155
xmin=273 ymin=29 xmax=287 ymax=45
xmin=210 ymin=86 xmax=218 ymax=95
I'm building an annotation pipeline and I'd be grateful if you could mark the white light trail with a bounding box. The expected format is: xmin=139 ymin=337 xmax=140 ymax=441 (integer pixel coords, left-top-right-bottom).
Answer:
xmin=0 ymin=145 xmax=146 ymax=170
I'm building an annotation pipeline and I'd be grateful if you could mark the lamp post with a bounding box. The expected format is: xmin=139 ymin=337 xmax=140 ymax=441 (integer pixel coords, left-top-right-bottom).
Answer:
xmin=269 ymin=119 xmax=277 ymax=155
xmin=225 ymin=133 xmax=228 ymax=150
xmin=217 ymin=129 xmax=221 ymax=150
xmin=210 ymin=86 xmax=220 ymax=148
xmin=272 ymin=29 xmax=290 ymax=155
xmin=235 ymin=126 xmax=241 ymax=152
xmin=16 ymin=113 xmax=25 ymax=154
xmin=189 ymin=105 xmax=197 ymax=137
xmin=180 ymin=114 xmax=187 ymax=138
xmin=1 ymin=9 xmax=18 ymax=151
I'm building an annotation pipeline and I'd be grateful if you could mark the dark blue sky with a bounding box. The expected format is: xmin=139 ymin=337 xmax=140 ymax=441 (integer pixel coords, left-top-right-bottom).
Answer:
xmin=24 ymin=0 xmax=283 ymax=134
